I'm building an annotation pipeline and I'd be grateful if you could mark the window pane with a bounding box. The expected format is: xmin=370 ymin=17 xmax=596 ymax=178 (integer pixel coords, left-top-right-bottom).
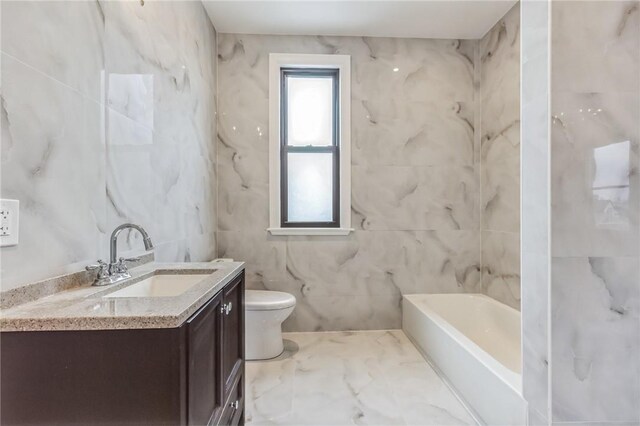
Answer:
xmin=286 ymin=76 xmax=333 ymax=146
xmin=287 ymin=152 xmax=334 ymax=222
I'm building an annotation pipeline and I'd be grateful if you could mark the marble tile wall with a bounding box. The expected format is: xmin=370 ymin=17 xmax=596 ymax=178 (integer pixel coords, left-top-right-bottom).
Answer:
xmin=216 ymin=34 xmax=482 ymax=331
xmin=0 ymin=1 xmax=218 ymax=292
xmin=550 ymin=1 xmax=640 ymax=423
xmin=521 ymin=0 xmax=551 ymax=424
xmin=479 ymin=3 xmax=521 ymax=310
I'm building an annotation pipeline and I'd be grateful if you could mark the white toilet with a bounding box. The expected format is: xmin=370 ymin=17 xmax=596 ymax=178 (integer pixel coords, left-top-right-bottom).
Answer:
xmin=245 ymin=290 xmax=296 ymax=360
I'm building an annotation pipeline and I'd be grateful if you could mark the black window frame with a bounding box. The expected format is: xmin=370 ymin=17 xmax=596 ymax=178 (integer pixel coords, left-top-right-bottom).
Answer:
xmin=280 ymin=68 xmax=340 ymax=228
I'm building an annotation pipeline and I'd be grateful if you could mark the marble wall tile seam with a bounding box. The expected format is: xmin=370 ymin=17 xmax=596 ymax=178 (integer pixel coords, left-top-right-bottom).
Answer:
xmin=479 ymin=229 xmax=520 ymax=235
xmin=214 ymin=62 xmax=221 ymax=259
xmin=478 ymin=2 xmax=521 ymax=309
xmin=550 ymin=420 xmax=640 ymax=425
xmin=528 ymin=405 xmax=550 ymax=425
xmin=353 ymin=225 xmax=481 ymax=232
xmin=552 ymin=89 xmax=640 ymax=96
xmin=0 ymin=51 xmax=95 ymax=103
xmin=0 ymin=50 xmax=180 ymax=136
xmin=1 ymin=0 xmax=106 ymax=103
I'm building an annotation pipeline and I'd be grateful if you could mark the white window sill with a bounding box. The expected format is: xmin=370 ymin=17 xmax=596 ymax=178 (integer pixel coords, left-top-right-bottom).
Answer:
xmin=267 ymin=227 xmax=354 ymax=236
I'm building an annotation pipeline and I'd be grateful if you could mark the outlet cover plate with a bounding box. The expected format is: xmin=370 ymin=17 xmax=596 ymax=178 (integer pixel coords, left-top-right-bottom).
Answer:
xmin=0 ymin=199 xmax=19 ymax=247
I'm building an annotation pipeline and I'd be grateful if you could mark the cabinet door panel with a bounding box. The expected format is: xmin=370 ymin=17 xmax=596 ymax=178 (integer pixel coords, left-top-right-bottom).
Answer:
xmin=222 ymin=273 xmax=244 ymax=392
xmin=187 ymin=292 xmax=223 ymax=426
xmin=219 ymin=373 xmax=244 ymax=426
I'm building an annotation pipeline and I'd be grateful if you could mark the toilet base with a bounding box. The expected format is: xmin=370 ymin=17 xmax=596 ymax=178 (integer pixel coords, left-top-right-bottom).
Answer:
xmin=245 ymin=306 xmax=294 ymax=361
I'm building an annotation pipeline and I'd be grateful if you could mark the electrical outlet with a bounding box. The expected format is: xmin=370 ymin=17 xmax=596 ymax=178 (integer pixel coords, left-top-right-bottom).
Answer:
xmin=0 ymin=199 xmax=19 ymax=247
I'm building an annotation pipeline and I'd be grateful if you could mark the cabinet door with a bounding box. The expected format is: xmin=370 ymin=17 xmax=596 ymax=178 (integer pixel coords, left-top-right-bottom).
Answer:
xmin=187 ymin=292 xmax=224 ymax=426
xmin=219 ymin=373 xmax=244 ymax=426
xmin=222 ymin=272 xmax=244 ymax=392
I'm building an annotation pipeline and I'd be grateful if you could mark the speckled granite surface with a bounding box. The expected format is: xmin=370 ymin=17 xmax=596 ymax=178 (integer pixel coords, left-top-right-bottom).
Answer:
xmin=0 ymin=261 xmax=244 ymax=332
xmin=0 ymin=253 xmax=156 ymax=310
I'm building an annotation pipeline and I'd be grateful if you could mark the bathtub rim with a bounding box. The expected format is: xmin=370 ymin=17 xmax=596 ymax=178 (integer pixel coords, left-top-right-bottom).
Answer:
xmin=403 ymin=330 xmax=486 ymax=426
xmin=403 ymin=293 xmax=522 ymax=395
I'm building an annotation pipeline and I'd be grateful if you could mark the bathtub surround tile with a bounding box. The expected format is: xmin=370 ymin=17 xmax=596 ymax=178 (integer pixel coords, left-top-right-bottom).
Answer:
xmin=551 ymin=92 xmax=640 ymax=258
xmin=479 ymin=5 xmax=521 ymax=167
xmin=527 ymin=408 xmax=548 ymax=426
xmin=551 ymin=0 xmax=640 ymax=94
xmin=479 ymin=1 xmax=521 ymax=227
xmin=481 ymin=231 xmax=521 ymax=309
xmin=1 ymin=1 xmax=218 ymax=291
xmin=521 ymin=250 xmax=550 ymax=422
xmin=481 ymin=154 xmax=520 ymax=233
xmin=544 ymin=1 xmax=640 ymax=424
xmin=245 ymin=330 xmax=476 ymax=425
xmin=551 ymin=257 xmax=640 ymax=422
xmin=521 ymin=1 xmax=640 ymax=424
xmin=479 ymin=3 xmax=521 ymax=310
xmin=521 ymin=1 xmax=551 ymax=423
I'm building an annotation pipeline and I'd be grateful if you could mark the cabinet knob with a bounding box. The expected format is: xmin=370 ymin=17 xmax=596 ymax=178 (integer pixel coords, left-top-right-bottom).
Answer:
xmin=221 ymin=302 xmax=233 ymax=315
xmin=230 ymin=400 xmax=239 ymax=410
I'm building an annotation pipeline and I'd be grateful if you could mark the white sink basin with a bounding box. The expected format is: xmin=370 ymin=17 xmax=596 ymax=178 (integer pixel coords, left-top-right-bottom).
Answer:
xmin=105 ymin=273 xmax=211 ymax=298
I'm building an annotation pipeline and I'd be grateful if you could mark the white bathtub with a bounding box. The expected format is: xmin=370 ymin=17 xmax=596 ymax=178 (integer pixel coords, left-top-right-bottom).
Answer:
xmin=403 ymin=294 xmax=527 ymax=426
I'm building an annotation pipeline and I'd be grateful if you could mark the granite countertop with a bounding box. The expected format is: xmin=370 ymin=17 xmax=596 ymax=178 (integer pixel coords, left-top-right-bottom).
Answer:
xmin=0 ymin=261 xmax=245 ymax=332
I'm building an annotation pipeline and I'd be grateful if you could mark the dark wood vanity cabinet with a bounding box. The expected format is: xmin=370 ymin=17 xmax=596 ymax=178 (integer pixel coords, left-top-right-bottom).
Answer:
xmin=222 ymin=276 xmax=244 ymax=393
xmin=187 ymin=271 xmax=245 ymax=426
xmin=0 ymin=270 xmax=245 ymax=426
xmin=187 ymin=291 xmax=224 ymax=425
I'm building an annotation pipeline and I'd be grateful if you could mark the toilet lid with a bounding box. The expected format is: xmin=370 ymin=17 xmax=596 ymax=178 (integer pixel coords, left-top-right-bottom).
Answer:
xmin=245 ymin=290 xmax=296 ymax=311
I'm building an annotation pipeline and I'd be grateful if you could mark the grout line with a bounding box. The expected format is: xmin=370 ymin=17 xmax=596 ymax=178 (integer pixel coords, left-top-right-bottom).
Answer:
xmin=283 ymin=328 xmax=402 ymax=336
xmin=214 ymin=24 xmax=220 ymax=260
xmin=546 ymin=0 xmax=553 ymax=422
xmin=0 ymin=50 xmax=101 ymax=105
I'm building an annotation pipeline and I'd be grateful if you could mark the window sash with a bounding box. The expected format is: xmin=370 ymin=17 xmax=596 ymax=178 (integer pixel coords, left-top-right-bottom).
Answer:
xmin=280 ymin=68 xmax=340 ymax=228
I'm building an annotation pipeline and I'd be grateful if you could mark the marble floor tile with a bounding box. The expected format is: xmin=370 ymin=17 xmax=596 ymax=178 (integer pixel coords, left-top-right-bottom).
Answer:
xmin=245 ymin=330 xmax=477 ymax=426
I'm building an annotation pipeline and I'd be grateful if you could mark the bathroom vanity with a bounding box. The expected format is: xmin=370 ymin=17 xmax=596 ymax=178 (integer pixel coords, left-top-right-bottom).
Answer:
xmin=0 ymin=262 xmax=245 ymax=426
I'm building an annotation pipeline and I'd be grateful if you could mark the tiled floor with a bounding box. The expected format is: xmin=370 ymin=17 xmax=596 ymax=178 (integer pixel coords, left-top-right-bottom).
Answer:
xmin=245 ymin=330 xmax=477 ymax=425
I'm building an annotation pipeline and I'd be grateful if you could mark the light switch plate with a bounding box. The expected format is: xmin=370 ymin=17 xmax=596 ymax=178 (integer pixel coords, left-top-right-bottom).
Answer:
xmin=0 ymin=199 xmax=19 ymax=247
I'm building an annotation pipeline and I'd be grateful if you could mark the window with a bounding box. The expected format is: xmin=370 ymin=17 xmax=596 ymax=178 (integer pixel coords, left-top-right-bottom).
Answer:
xmin=281 ymin=69 xmax=339 ymax=227
xmin=268 ymin=54 xmax=352 ymax=235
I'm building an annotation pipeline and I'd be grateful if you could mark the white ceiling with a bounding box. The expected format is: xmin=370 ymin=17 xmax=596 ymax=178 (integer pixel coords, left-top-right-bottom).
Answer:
xmin=202 ymin=1 xmax=518 ymax=40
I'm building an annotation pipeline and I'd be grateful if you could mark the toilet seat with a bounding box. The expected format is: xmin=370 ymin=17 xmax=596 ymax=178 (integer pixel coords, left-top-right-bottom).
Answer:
xmin=246 ymin=290 xmax=296 ymax=311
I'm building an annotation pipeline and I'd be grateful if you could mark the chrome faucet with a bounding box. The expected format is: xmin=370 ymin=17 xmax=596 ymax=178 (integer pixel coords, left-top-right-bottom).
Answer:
xmin=110 ymin=223 xmax=154 ymax=265
xmin=86 ymin=223 xmax=154 ymax=286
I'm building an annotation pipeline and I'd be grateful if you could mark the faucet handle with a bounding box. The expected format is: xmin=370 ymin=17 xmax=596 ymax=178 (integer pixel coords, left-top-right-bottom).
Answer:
xmin=113 ymin=256 xmax=140 ymax=275
xmin=86 ymin=259 xmax=107 ymax=269
xmin=86 ymin=260 xmax=110 ymax=278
